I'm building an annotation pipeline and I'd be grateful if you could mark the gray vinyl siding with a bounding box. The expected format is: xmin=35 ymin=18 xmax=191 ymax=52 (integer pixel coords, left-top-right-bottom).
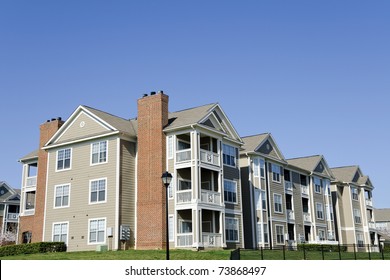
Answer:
xmin=224 ymin=164 xmax=241 ymax=212
xmin=268 ymin=163 xmax=285 ymax=220
xmin=291 ymin=171 xmax=304 ymax=239
xmin=57 ymin=112 xmax=110 ymax=143
xmin=256 ymin=140 xmax=279 ymax=159
xmin=44 ymin=135 xmax=119 ymax=252
xmin=225 ymin=213 xmax=243 ymax=249
xmin=119 ymin=140 xmax=136 ymax=248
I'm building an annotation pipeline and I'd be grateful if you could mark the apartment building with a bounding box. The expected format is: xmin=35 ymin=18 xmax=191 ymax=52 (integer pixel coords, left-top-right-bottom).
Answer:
xmin=240 ymin=134 xmax=337 ymax=249
xmin=18 ymin=92 xmax=244 ymax=251
xmin=330 ymin=166 xmax=379 ymax=250
xmin=0 ymin=181 xmax=20 ymax=237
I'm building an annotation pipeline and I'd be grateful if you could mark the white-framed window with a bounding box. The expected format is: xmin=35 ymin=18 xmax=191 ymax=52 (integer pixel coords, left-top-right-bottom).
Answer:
xmin=316 ymin=203 xmax=324 ymax=220
xmin=167 ymin=136 xmax=174 ymax=159
xmin=168 ymin=215 xmax=174 ymax=241
xmin=352 ymin=187 xmax=359 ymax=201
xmin=263 ymin=223 xmax=269 ymax=243
xmin=326 ymin=204 xmax=333 ymax=221
xmin=224 ymin=180 xmax=237 ymax=204
xmin=90 ymin=178 xmax=106 ymax=204
xmin=91 ymin=141 xmax=107 ymax=165
xmin=273 ymin=193 xmax=283 ymax=213
xmin=318 ymin=229 xmax=326 ymax=241
xmin=314 ymin=177 xmax=322 ymax=194
xmin=179 ymin=220 xmax=192 ymax=233
xmin=56 ymin=148 xmax=71 ymax=171
xmin=253 ymin=158 xmax=265 ymax=178
xmin=52 ymin=222 xmax=68 ymax=244
xmin=255 ymin=188 xmax=266 ymax=210
xmin=271 ymin=164 xmax=281 ymax=183
xmin=24 ymin=190 xmax=36 ymax=211
xmin=261 ymin=190 xmax=267 ymax=210
xmin=223 ymin=144 xmax=237 ymax=167
xmin=178 ymin=179 xmax=191 ymax=191
xmin=88 ymin=218 xmax=106 ymax=244
xmin=225 ymin=217 xmax=239 ymax=242
xmin=276 ymin=225 xmax=284 ymax=244
xmin=54 ymin=184 xmax=70 ymax=208
xmin=168 ymin=181 xmax=174 ymax=199
xmin=356 ymin=232 xmax=364 ymax=247
xmin=256 ymin=223 xmax=269 ymax=244
xmin=354 ymin=208 xmax=361 ymax=224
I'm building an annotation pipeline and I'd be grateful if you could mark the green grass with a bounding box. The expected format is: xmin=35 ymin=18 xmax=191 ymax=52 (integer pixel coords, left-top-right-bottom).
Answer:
xmin=0 ymin=249 xmax=232 ymax=260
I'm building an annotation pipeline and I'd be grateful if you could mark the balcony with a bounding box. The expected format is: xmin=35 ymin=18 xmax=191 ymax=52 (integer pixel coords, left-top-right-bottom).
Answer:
xmin=366 ymin=199 xmax=373 ymax=207
xmin=303 ymin=212 xmax=311 ymax=222
xmin=25 ymin=176 xmax=37 ymax=187
xmin=176 ymin=149 xmax=192 ymax=163
xmin=285 ymin=181 xmax=293 ymax=192
xmin=369 ymin=221 xmax=376 ymax=229
xmin=7 ymin=213 xmax=19 ymax=221
xmin=200 ymin=149 xmax=220 ymax=166
xmin=177 ymin=233 xmax=193 ymax=247
xmin=287 ymin=210 xmax=295 ymax=221
xmin=202 ymin=233 xmax=222 ymax=247
xmin=301 ymin=185 xmax=309 ymax=196
xmin=201 ymin=190 xmax=221 ymax=205
xmin=177 ymin=190 xmax=192 ymax=204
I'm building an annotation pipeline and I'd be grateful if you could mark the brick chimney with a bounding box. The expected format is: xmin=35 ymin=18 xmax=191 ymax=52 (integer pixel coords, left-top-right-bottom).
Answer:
xmin=136 ymin=92 xmax=169 ymax=249
xmin=19 ymin=118 xmax=64 ymax=243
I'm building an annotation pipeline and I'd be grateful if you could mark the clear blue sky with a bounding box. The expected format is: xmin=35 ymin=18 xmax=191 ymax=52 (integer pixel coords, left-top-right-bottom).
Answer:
xmin=1 ymin=0 xmax=389 ymax=208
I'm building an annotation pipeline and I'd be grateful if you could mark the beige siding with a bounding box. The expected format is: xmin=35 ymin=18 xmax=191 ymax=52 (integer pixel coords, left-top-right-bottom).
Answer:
xmin=56 ymin=112 xmax=111 ymax=143
xmin=44 ymin=135 xmax=118 ymax=252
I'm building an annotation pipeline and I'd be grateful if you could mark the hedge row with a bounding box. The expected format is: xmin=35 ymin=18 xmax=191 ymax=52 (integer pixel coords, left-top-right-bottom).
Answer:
xmin=0 ymin=242 xmax=66 ymax=257
xmin=297 ymin=244 xmax=347 ymax=252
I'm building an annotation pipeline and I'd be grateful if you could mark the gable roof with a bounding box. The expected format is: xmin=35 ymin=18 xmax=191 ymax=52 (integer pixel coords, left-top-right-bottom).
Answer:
xmin=0 ymin=182 xmax=18 ymax=203
xmin=241 ymin=133 xmax=286 ymax=163
xmin=20 ymin=149 xmax=39 ymax=162
xmin=286 ymin=155 xmax=334 ymax=179
xmin=331 ymin=165 xmax=373 ymax=188
xmin=374 ymin=208 xmax=390 ymax=222
xmin=167 ymin=103 xmax=217 ymax=130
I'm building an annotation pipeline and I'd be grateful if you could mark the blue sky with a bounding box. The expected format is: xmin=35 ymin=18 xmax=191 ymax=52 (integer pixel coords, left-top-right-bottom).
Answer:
xmin=0 ymin=0 xmax=389 ymax=208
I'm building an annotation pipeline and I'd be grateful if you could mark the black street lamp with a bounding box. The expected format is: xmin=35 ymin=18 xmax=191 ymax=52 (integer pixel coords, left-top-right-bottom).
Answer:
xmin=161 ymin=171 xmax=173 ymax=260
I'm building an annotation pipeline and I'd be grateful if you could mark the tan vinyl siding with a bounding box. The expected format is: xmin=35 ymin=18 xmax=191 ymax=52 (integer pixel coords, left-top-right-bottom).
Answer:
xmin=44 ymin=135 xmax=118 ymax=252
xmin=119 ymin=140 xmax=136 ymax=248
xmin=56 ymin=112 xmax=111 ymax=143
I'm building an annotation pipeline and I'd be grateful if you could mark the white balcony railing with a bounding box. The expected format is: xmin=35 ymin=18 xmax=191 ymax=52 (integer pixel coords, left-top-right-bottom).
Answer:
xmin=285 ymin=181 xmax=293 ymax=192
xmin=176 ymin=149 xmax=192 ymax=163
xmin=303 ymin=212 xmax=311 ymax=222
xmin=366 ymin=199 xmax=373 ymax=207
xmin=200 ymin=149 xmax=220 ymax=166
xmin=7 ymin=213 xmax=19 ymax=221
xmin=26 ymin=176 xmax=37 ymax=187
xmin=177 ymin=190 xmax=192 ymax=204
xmin=177 ymin=233 xmax=193 ymax=247
xmin=202 ymin=233 xmax=222 ymax=248
xmin=201 ymin=190 xmax=221 ymax=205
xmin=301 ymin=185 xmax=309 ymax=196
xmin=287 ymin=210 xmax=295 ymax=221
xmin=369 ymin=221 xmax=376 ymax=229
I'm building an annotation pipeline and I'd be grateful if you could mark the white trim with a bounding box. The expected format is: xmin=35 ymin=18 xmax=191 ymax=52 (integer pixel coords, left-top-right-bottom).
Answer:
xmin=316 ymin=202 xmax=324 ymax=220
xmin=42 ymin=152 xmax=50 ymax=241
xmin=89 ymin=178 xmax=108 ymax=205
xmin=90 ymin=140 xmax=108 ymax=166
xmin=273 ymin=193 xmax=283 ymax=214
xmin=114 ymin=138 xmax=120 ymax=250
xmin=55 ymin=147 xmax=72 ymax=172
xmin=53 ymin=183 xmax=71 ymax=209
xmin=275 ymin=224 xmax=285 ymax=245
xmin=225 ymin=217 xmax=240 ymax=243
xmin=87 ymin=217 xmax=107 ymax=245
xmin=167 ymin=135 xmax=174 ymax=160
xmin=223 ymin=179 xmax=238 ymax=205
xmin=51 ymin=221 xmax=69 ymax=245
xmin=169 ymin=214 xmax=175 ymax=242
xmin=134 ymin=143 xmax=138 ymax=249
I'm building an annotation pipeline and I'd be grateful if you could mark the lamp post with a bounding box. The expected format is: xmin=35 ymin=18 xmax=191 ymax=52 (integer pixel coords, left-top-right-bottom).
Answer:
xmin=161 ymin=171 xmax=172 ymax=260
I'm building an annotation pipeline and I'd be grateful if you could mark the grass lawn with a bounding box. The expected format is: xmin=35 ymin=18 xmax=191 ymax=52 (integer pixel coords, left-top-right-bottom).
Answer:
xmin=0 ymin=249 xmax=232 ymax=260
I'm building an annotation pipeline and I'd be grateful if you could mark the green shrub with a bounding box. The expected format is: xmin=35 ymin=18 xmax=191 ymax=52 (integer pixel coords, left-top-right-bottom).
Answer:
xmin=0 ymin=242 xmax=66 ymax=257
xmin=297 ymin=244 xmax=347 ymax=252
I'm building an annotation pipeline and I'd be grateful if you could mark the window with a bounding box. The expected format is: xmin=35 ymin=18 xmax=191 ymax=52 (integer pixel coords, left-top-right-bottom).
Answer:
xmin=326 ymin=204 xmax=333 ymax=221
xmin=90 ymin=179 xmax=106 ymax=204
xmin=168 ymin=181 xmax=174 ymax=199
xmin=57 ymin=148 xmax=71 ymax=171
xmin=169 ymin=215 xmax=174 ymax=241
xmin=253 ymin=158 xmax=265 ymax=178
xmin=263 ymin=224 xmax=269 ymax=243
xmin=25 ymin=191 xmax=36 ymax=211
xmin=352 ymin=187 xmax=359 ymax=201
xmin=354 ymin=208 xmax=361 ymax=224
xmin=167 ymin=136 xmax=173 ymax=159
xmin=224 ymin=180 xmax=237 ymax=203
xmin=356 ymin=232 xmax=364 ymax=247
xmin=91 ymin=141 xmax=107 ymax=164
xmin=178 ymin=179 xmax=191 ymax=191
xmin=300 ymin=174 xmax=307 ymax=186
xmin=261 ymin=190 xmax=267 ymax=210
xmin=273 ymin=193 xmax=283 ymax=213
xmin=314 ymin=177 xmax=322 ymax=194
xmin=223 ymin=144 xmax=237 ymax=167
xmin=276 ymin=225 xmax=284 ymax=244
xmin=53 ymin=222 xmax=68 ymax=243
xmin=179 ymin=220 xmax=192 ymax=233
xmin=271 ymin=164 xmax=281 ymax=183
xmin=316 ymin=203 xmax=324 ymax=220
xmin=318 ymin=229 xmax=326 ymax=241
xmin=225 ymin=218 xmax=239 ymax=242
xmin=89 ymin=218 xmax=106 ymax=244
xmin=257 ymin=223 xmax=269 ymax=244
xmin=54 ymin=184 xmax=70 ymax=208
xmin=255 ymin=189 xmax=266 ymax=210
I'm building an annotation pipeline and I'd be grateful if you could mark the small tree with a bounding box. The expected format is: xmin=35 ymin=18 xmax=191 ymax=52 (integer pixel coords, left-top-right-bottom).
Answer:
xmin=0 ymin=231 xmax=17 ymax=246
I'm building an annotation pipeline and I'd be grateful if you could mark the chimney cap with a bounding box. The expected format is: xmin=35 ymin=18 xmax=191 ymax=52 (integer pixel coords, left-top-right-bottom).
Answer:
xmin=150 ymin=91 xmax=156 ymax=95
xmin=158 ymin=90 xmax=164 ymax=94
xmin=143 ymin=93 xmax=148 ymax=97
